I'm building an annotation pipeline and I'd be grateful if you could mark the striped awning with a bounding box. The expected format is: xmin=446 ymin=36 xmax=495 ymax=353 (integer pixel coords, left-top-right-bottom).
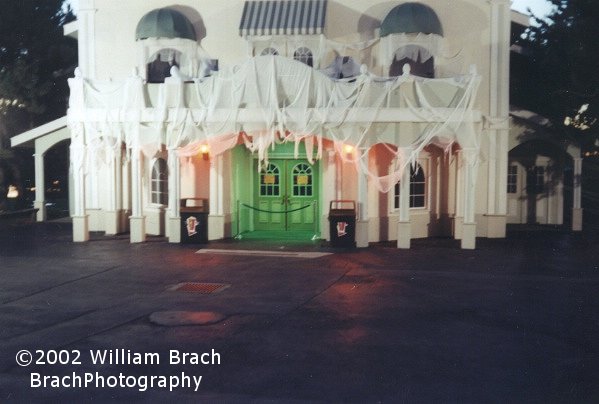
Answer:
xmin=239 ymin=0 xmax=327 ymax=36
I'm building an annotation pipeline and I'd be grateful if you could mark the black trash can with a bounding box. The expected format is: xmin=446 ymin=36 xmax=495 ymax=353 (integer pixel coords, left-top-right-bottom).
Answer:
xmin=180 ymin=198 xmax=209 ymax=244
xmin=328 ymin=200 xmax=356 ymax=248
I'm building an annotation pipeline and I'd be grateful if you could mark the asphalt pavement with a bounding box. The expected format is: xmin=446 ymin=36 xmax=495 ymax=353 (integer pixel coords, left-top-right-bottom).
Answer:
xmin=1 ymin=221 xmax=598 ymax=402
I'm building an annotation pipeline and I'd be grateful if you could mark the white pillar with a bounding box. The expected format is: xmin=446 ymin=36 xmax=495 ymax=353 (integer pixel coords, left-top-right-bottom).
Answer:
xmin=397 ymin=148 xmax=412 ymax=249
xmin=70 ymin=140 xmax=89 ymax=242
xmin=355 ymin=151 xmax=369 ymax=248
xmin=167 ymin=148 xmax=181 ymax=243
xmin=77 ymin=0 xmax=96 ymax=79
xmin=487 ymin=131 xmax=497 ymax=215
xmin=129 ymin=146 xmax=146 ymax=243
xmin=33 ymin=152 xmax=46 ymax=222
xmin=572 ymin=157 xmax=583 ymax=231
xmin=461 ymin=148 xmax=477 ymax=249
xmin=104 ymin=146 xmax=122 ymax=235
xmin=208 ymin=153 xmax=225 ymax=240
xmin=453 ymin=150 xmax=464 ymax=239
xmin=489 ymin=0 xmax=511 ymax=119
xmin=487 ymin=0 xmax=511 ymax=237
xmin=85 ymin=147 xmax=101 ymax=231
xmin=321 ymin=149 xmax=337 ymax=241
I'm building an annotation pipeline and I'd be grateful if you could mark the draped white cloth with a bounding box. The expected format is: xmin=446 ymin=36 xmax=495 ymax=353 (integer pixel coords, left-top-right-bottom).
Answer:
xmin=67 ymin=55 xmax=480 ymax=193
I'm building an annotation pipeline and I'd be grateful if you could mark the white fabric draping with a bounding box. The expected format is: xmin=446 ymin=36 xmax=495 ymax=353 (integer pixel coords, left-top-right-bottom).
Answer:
xmin=381 ymin=33 xmax=445 ymax=67
xmin=67 ymin=55 xmax=480 ymax=192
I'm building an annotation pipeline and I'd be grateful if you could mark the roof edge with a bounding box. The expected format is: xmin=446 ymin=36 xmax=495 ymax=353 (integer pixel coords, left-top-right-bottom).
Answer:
xmin=11 ymin=116 xmax=68 ymax=148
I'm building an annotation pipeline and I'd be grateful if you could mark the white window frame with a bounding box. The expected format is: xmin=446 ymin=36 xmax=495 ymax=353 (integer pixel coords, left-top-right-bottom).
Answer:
xmin=390 ymin=157 xmax=430 ymax=213
xmin=293 ymin=46 xmax=313 ymax=67
xmin=507 ymin=164 xmax=518 ymax=194
xmin=260 ymin=47 xmax=280 ymax=56
xmin=150 ymin=157 xmax=168 ymax=206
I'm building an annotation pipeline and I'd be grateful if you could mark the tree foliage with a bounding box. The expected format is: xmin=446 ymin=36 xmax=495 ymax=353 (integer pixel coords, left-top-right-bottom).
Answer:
xmin=514 ymin=0 xmax=599 ymax=149
xmin=0 ymin=0 xmax=77 ymax=208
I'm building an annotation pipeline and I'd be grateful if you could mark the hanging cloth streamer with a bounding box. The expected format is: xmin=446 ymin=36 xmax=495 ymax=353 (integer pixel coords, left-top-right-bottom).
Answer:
xmin=67 ymin=55 xmax=481 ymax=194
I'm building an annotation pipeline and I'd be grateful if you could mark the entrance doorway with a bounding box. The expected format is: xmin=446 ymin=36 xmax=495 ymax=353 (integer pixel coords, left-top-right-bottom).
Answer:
xmin=253 ymin=159 xmax=319 ymax=233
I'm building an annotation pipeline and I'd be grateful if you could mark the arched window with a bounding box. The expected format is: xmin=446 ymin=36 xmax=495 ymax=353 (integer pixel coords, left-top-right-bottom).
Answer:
xmin=260 ymin=163 xmax=280 ymax=196
xmin=151 ymin=158 xmax=168 ymax=205
xmin=394 ymin=164 xmax=426 ymax=209
xmin=389 ymin=46 xmax=435 ymax=78
xmin=261 ymin=47 xmax=279 ymax=56
xmin=293 ymin=47 xmax=313 ymax=67
xmin=292 ymin=163 xmax=313 ymax=196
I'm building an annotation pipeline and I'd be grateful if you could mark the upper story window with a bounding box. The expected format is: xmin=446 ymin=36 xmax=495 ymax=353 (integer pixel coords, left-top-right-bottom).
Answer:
xmin=380 ymin=3 xmax=443 ymax=79
xmin=261 ymin=47 xmax=279 ymax=56
xmin=394 ymin=163 xmax=426 ymax=209
xmin=390 ymin=46 xmax=434 ymax=78
xmin=147 ymin=49 xmax=181 ymax=83
xmin=293 ymin=47 xmax=313 ymax=67
xmin=507 ymin=165 xmax=518 ymax=194
xmin=136 ymin=8 xmax=198 ymax=82
xmin=151 ymin=158 xmax=168 ymax=205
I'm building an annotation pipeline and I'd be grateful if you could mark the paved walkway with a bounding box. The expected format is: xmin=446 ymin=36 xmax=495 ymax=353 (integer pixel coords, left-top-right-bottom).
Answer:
xmin=1 ymin=221 xmax=598 ymax=402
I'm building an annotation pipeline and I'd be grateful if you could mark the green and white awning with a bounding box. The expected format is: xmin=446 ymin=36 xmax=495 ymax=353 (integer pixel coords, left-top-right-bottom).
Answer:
xmin=239 ymin=0 xmax=327 ymax=36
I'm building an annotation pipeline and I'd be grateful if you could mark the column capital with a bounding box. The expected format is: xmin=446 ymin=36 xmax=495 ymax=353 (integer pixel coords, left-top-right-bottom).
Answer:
xmin=484 ymin=115 xmax=510 ymax=130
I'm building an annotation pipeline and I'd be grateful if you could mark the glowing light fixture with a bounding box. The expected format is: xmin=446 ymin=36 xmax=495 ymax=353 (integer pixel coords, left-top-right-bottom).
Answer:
xmin=199 ymin=144 xmax=210 ymax=160
xmin=6 ymin=185 xmax=19 ymax=199
xmin=343 ymin=144 xmax=355 ymax=159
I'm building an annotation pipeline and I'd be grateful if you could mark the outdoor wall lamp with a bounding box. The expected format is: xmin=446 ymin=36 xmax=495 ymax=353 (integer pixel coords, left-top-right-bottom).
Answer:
xmin=343 ymin=144 xmax=354 ymax=159
xmin=199 ymin=144 xmax=210 ymax=160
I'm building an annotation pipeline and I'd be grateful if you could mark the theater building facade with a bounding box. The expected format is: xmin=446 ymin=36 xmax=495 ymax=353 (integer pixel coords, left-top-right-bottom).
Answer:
xmin=11 ymin=0 xmax=583 ymax=248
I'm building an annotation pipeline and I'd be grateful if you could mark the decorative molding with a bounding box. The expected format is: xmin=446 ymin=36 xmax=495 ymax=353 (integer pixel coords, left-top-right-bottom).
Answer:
xmin=484 ymin=115 xmax=510 ymax=130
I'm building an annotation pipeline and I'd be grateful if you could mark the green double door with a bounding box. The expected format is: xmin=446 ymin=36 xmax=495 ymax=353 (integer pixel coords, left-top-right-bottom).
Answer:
xmin=253 ymin=159 xmax=319 ymax=232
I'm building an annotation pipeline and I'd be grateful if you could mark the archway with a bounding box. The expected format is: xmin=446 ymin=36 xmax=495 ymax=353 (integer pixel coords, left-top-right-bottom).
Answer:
xmin=43 ymin=139 xmax=71 ymax=219
xmin=508 ymin=140 xmax=573 ymax=226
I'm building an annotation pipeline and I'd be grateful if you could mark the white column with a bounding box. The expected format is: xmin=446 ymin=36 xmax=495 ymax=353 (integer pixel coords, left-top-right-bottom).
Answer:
xmin=70 ymin=138 xmax=89 ymax=242
xmin=33 ymin=152 xmax=46 ymax=222
xmin=461 ymin=148 xmax=477 ymax=249
xmin=355 ymin=152 xmax=369 ymax=248
xmin=453 ymin=150 xmax=464 ymax=239
xmin=572 ymin=157 xmax=583 ymax=231
xmin=397 ymin=147 xmax=412 ymax=248
xmin=485 ymin=118 xmax=509 ymax=237
xmin=77 ymin=0 xmax=96 ymax=79
xmin=167 ymin=148 xmax=181 ymax=243
xmin=487 ymin=131 xmax=497 ymax=214
xmin=208 ymin=154 xmax=225 ymax=240
xmin=321 ymin=150 xmax=337 ymax=241
xmin=487 ymin=0 xmax=511 ymax=237
xmin=104 ymin=146 xmax=122 ymax=235
xmin=129 ymin=146 xmax=146 ymax=243
xmin=85 ymin=147 xmax=101 ymax=231
xmin=489 ymin=0 xmax=511 ymax=119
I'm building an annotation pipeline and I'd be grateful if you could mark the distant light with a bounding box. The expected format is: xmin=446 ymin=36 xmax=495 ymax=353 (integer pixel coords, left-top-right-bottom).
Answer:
xmin=6 ymin=185 xmax=19 ymax=199
xmin=52 ymin=180 xmax=60 ymax=186
xmin=564 ymin=116 xmax=571 ymax=126
xmin=343 ymin=144 xmax=354 ymax=154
